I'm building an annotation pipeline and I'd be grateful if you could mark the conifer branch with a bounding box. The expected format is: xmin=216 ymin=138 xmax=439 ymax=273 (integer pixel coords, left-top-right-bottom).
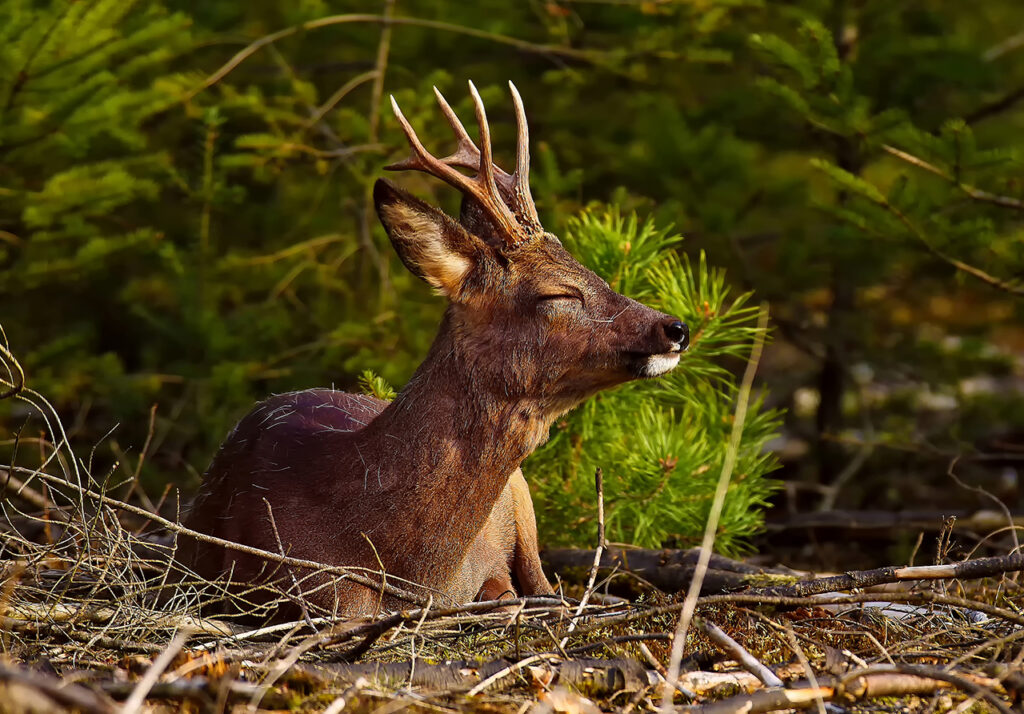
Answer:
xmin=186 ymin=15 xmax=596 ymax=101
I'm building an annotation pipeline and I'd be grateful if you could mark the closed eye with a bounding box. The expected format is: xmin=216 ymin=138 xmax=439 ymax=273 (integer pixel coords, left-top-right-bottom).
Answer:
xmin=537 ymin=287 xmax=584 ymax=304
xmin=537 ymin=294 xmax=584 ymax=316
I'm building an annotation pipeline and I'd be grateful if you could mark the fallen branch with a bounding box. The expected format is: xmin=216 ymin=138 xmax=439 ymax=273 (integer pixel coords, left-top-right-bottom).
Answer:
xmin=663 ymin=304 xmax=770 ymax=712
xmin=679 ymin=670 xmax=762 ymax=697
xmin=681 ymin=665 xmax=1010 ymax=714
xmin=743 ymin=552 xmax=1024 ymax=598
xmin=0 ymin=468 xmax=70 ymax=521
xmin=101 ymin=677 xmax=287 ymax=709
xmin=3 ymin=600 xmax=236 ymax=637
xmin=466 ymin=653 xmax=558 ymax=696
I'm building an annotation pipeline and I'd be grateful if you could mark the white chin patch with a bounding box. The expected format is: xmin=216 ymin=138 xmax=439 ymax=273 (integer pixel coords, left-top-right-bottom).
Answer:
xmin=641 ymin=353 xmax=680 ymax=378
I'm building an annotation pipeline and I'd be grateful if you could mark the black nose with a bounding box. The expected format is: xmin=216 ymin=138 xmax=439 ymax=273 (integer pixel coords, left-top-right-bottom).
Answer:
xmin=664 ymin=320 xmax=688 ymax=348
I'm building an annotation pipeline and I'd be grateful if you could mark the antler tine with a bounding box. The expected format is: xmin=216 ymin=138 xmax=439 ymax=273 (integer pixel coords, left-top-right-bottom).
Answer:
xmin=432 ymin=86 xmax=513 ymax=181
xmin=508 ymin=81 xmax=541 ymax=228
xmin=387 ymin=95 xmax=474 ymax=194
xmin=466 ymin=80 xmax=501 ymax=202
xmin=432 ymin=86 xmax=482 ymax=170
xmin=387 ymin=93 xmax=522 ymax=245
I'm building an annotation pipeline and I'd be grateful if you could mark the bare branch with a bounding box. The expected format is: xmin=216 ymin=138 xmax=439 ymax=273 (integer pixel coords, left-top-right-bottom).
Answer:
xmin=882 ymin=144 xmax=1024 ymax=212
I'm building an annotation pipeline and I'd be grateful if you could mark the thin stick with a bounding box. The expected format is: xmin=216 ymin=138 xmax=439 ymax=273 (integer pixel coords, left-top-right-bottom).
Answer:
xmin=0 ymin=468 xmax=69 ymax=522
xmin=660 ymin=304 xmax=769 ymax=711
xmin=0 ymin=339 xmax=26 ymax=400
xmin=121 ymin=629 xmax=190 ymax=714
xmin=192 ymin=616 xmax=335 ymax=651
xmin=362 ymin=531 xmax=388 ymax=617
xmin=638 ymin=642 xmax=697 ymax=700
xmin=263 ymin=497 xmax=314 ymax=628
xmin=785 ymin=622 xmax=826 ymax=714
xmin=696 ymin=617 xmax=782 ymax=688
xmin=560 ymin=467 xmax=605 ymax=647
xmin=367 ymin=0 xmax=395 ymax=143
xmin=466 ymin=653 xmax=557 ymax=696
xmin=881 ymin=144 xmax=1024 ymax=212
xmin=305 ymin=71 xmax=377 ymax=130
xmin=357 ymin=0 xmax=396 ymax=294
xmin=322 ymin=677 xmax=369 ymax=714
xmin=247 ymin=627 xmax=328 ymax=710
xmin=947 ymin=455 xmax=1020 ymax=556
xmin=337 ymin=595 xmax=564 ymax=662
xmin=123 ymin=404 xmax=158 ymax=513
xmin=870 ymin=169 xmax=1024 ymax=295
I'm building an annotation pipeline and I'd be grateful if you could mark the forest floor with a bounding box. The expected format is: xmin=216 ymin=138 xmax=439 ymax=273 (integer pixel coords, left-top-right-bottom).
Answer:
xmin=1 ymin=482 xmax=1022 ymax=714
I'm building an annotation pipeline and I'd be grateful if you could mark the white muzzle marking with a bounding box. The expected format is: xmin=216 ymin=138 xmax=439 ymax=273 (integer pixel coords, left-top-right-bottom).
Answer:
xmin=642 ymin=353 xmax=681 ymax=378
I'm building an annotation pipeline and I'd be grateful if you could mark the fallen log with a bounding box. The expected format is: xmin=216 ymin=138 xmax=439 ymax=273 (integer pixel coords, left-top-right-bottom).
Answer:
xmin=542 ymin=546 xmax=793 ymax=595
xmin=297 ymin=657 xmax=657 ymax=696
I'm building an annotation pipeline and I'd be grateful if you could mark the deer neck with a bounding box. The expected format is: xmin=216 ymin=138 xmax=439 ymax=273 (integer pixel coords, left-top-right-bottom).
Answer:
xmin=354 ymin=315 xmax=551 ymax=582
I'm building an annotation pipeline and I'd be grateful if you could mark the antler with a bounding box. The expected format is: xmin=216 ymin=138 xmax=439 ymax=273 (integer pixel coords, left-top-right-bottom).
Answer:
xmin=386 ymin=80 xmax=543 ymax=248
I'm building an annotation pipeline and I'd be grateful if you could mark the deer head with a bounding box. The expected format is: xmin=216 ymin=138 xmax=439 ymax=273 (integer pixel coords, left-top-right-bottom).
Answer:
xmin=374 ymin=81 xmax=688 ymax=422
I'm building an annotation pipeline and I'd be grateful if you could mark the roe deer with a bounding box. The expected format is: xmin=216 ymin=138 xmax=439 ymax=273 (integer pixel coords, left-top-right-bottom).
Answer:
xmin=180 ymin=82 xmax=688 ymax=619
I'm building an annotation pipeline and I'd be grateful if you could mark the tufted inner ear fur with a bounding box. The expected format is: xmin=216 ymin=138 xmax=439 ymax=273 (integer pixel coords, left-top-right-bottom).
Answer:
xmin=374 ymin=179 xmax=489 ymax=299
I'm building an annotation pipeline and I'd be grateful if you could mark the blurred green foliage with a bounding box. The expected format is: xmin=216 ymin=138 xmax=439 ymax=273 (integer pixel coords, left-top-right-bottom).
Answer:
xmin=2 ymin=0 xmax=1023 ymax=551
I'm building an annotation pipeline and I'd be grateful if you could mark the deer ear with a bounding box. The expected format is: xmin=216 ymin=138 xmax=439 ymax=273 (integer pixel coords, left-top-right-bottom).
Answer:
xmin=374 ymin=179 xmax=486 ymax=298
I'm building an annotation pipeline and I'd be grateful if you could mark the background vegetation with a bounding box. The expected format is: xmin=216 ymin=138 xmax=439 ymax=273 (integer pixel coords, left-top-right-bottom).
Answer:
xmin=2 ymin=0 xmax=1022 ymax=557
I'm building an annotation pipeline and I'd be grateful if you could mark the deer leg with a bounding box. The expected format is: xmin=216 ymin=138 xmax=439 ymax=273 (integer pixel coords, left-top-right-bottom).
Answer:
xmin=476 ymin=575 xmax=516 ymax=602
xmin=507 ymin=469 xmax=555 ymax=596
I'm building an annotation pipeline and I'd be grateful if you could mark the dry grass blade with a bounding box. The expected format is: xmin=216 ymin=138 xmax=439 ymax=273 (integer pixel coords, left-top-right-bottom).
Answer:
xmin=661 ymin=304 xmax=770 ymax=710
